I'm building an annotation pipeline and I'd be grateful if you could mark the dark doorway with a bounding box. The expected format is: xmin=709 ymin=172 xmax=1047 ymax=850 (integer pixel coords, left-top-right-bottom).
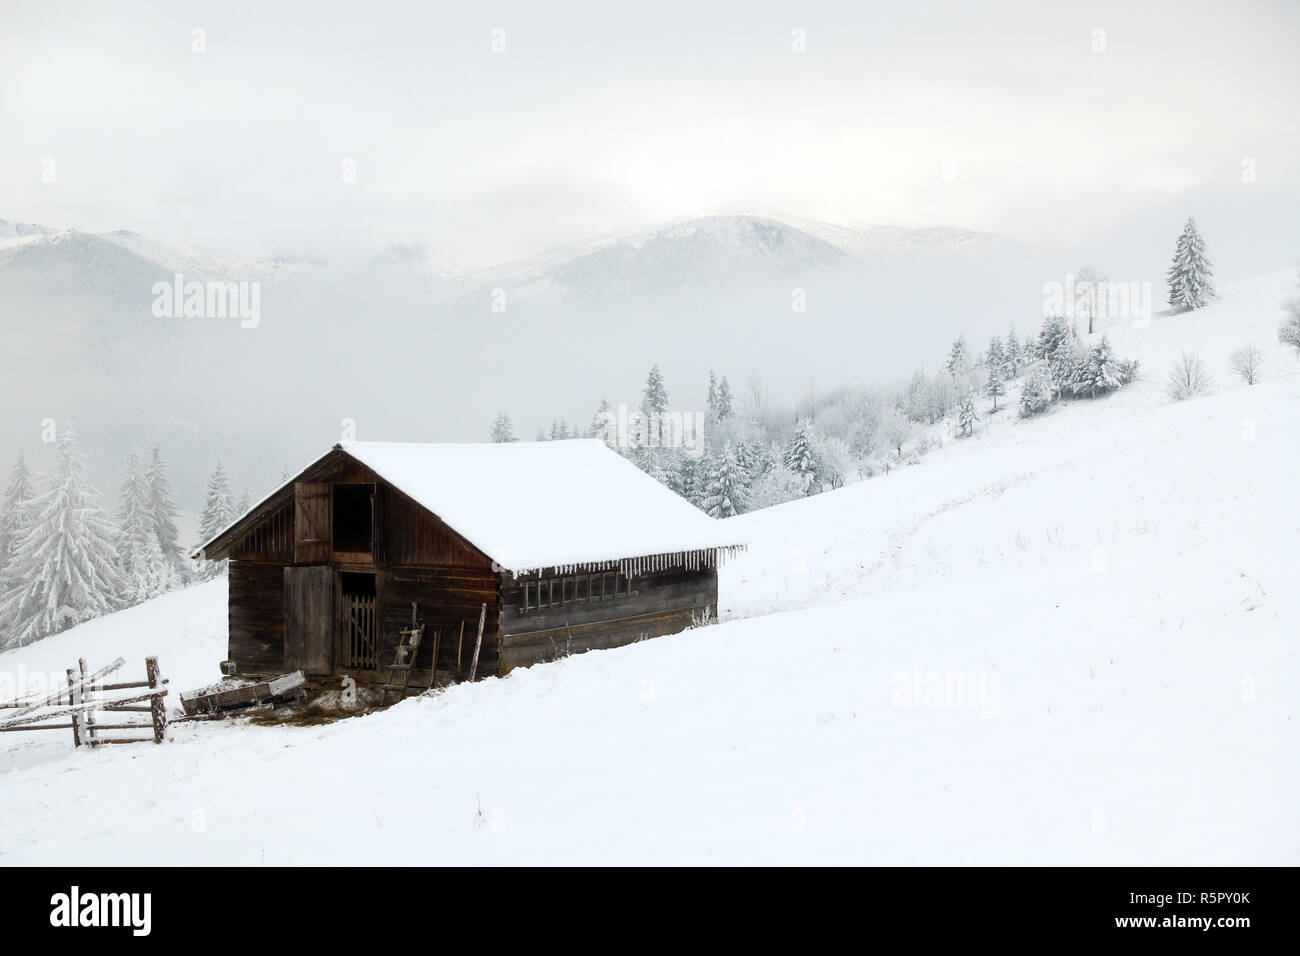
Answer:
xmin=332 ymin=484 xmax=373 ymax=553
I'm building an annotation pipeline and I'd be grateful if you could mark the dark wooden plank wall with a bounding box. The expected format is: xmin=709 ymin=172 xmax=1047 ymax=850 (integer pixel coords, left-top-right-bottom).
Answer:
xmin=228 ymin=560 xmax=286 ymax=674
xmin=373 ymin=483 xmax=494 ymax=569
xmin=378 ymin=567 xmax=501 ymax=682
xmin=498 ymin=565 xmax=718 ymax=673
xmin=229 ymin=499 xmax=294 ymax=563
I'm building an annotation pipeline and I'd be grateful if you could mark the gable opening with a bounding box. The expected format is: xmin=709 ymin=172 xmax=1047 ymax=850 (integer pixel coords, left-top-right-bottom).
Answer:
xmin=333 ymin=484 xmax=374 ymax=554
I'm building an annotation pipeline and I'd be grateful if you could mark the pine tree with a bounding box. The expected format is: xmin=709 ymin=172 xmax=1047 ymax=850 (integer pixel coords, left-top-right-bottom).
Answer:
xmin=236 ymin=488 xmax=251 ymax=515
xmin=586 ymin=398 xmax=612 ymax=442
xmin=490 ymin=412 xmax=516 ymax=443
xmin=734 ymin=437 xmax=762 ymax=482
xmin=986 ymin=366 xmax=1007 ymax=411
xmin=145 ymin=442 xmax=185 ymax=577
xmin=0 ymin=424 xmax=125 ymax=648
xmin=1166 ymin=218 xmax=1215 ymax=312
xmin=946 ymin=335 xmax=970 ymax=378
xmin=957 ymin=395 xmax=980 ymax=437
xmin=196 ymin=460 xmax=236 ymax=580
xmin=1080 ymin=335 xmax=1124 ymax=398
xmin=706 ymin=371 xmax=718 ymax=419
xmin=986 ymin=336 xmax=1005 ymax=375
xmin=116 ymin=452 xmax=180 ymax=606
xmin=1019 ymin=364 xmax=1053 ymax=417
xmin=703 ymin=444 xmax=747 ymax=518
xmin=783 ymin=418 xmax=820 ymax=494
xmin=716 ymin=377 xmax=733 ymax=422
xmin=665 ymin=453 xmax=703 ymax=508
xmin=0 ymin=453 xmax=36 ymax=589
xmin=1004 ymin=328 xmax=1022 ymax=379
xmin=641 ymin=365 xmax=669 ymax=420
xmin=1035 ymin=316 xmax=1084 ymax=398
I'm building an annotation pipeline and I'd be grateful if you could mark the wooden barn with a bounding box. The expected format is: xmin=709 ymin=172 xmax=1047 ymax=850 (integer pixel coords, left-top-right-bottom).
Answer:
xmin=197 ymin=440 xmax=744 ymax=688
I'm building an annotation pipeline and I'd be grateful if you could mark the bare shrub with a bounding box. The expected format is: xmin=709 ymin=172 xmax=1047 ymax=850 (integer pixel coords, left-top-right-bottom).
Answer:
xmin=1165 ymin=350 xmax=1213 ymax=401
xmin=1228 ymin=344 xmax=1264 ymax=385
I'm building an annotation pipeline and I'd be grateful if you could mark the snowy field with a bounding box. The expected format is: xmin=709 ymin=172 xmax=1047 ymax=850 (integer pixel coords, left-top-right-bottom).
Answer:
xmin=1 ymin=271 xmax=1296 ymax=865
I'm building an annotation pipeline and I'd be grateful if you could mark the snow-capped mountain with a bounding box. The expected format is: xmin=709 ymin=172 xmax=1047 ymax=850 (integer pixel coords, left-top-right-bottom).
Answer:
xmin=443 ymin=214 xmax=1021 ymax=304
xmin=0 ymin=221 xmax=319 ymax=286
xmin=0 ymin=230 xmax=172 ymax=323
xmin=0 ymin=218 xmax=56 ymax=239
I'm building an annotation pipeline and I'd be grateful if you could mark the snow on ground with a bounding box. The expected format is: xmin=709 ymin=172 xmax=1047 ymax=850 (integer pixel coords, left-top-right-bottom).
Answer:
xmin=0 ymin=272 xmax=1296 ymax=865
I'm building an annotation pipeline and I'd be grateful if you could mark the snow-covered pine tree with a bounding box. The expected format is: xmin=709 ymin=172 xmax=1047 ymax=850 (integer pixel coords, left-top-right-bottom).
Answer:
xmin=706 ymin=371 xmax=718 ymax=419
xmin=236 ymin=488 xmax=251 ymax=515
xmin=986 ymin=336 xmax=1005 ymax=375
xmin=783 ymin=418 xmax=820 ymax=494
xmin=490 ymin=412 xmax=516 ymax=443
xmin=0 ymin=424 xmax=125 ymax=648
xmin=1004 ymin=328 xmax=1022 ymax=378
xmin=0 ymin=453 xmax=36 ymax=589
xmin=945 ymin=335 xmax=970 ymax=378
xmin=684 ymin=453 xmax=708 ymax=508
xmin=196 ymin=460 xmax=236 ymax=580
xmin=957 ymin=395 xmax=980 ymax=437
xmin=904 ymin=370 xmax=928 ymax=421
xmin=1166 ymin=218 xmax=1216 ymax=312
xmin=986 ymin=366 xmax=1007 ymax=411
xmin=586 ymin=398 xmax=613 ymax=443
xmin=1019 ymin=364 xmax=1053 ymax=417
xmin=703 ymin=444 xmax=747 ymax=518
xmin=116 ymin=452 xmax=181 ymax=606
xmin=145 ymin=442 xmax=185 ymax=577
xmin=1035 ymin=316 xmax=1084 ymax=398
xmin=641 ymin=365 xmax=669 ymax=420
xmin=1080 ymin=335 xmax=1124 ymax=398
xmin=716 ymin=377 xmax=733 ymax=422
xmin=116 ymin=451 xmax=150 ymax=602
xmin=733 ymin=437 xmax=762 ymax=482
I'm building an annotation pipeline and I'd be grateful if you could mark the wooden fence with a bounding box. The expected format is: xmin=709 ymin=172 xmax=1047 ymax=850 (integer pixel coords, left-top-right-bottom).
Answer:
xmin=0 ymin=656 xmax=168 ymax=746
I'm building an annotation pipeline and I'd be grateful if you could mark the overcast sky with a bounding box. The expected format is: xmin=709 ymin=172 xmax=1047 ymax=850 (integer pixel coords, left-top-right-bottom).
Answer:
xmin=2 ymin=0 xmax=1298 ymax=270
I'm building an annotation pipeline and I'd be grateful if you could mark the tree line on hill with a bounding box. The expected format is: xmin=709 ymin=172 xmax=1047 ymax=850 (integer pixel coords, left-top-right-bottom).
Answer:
xmin=491 ymin=218 xmax=1297 ymax=519
xmin=0 ymin=430 xmax=251 ymax=649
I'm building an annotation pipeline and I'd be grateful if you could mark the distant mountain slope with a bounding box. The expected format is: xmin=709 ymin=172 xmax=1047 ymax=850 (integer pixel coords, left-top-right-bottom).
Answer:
xmin=443 ymin=214 xmax=1022 ymax=304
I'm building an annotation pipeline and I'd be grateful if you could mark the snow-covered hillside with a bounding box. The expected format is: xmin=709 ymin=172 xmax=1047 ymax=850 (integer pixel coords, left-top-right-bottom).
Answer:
xmin=0 ymin=271 xmax=1296 ymax=865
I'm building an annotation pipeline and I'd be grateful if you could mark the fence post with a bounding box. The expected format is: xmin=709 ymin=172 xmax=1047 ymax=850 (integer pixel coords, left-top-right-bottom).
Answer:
xmin=78 ymin=658 xmax=97 ymax=746
xmin=66 ymin=668 xmax=82 ymax=748
xmin=146 ymin=657 xmax=166 ymax=744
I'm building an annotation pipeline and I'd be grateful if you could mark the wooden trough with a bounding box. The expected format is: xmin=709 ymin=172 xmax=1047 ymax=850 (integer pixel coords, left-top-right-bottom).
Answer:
xmin=179 ymin=671 xmax=307 ymax=717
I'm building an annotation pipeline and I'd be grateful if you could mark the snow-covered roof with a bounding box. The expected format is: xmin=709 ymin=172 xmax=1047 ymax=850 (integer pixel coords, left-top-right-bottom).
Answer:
xmin=207 ymin=439 xmax=742 ymax=573
xmin=342 ymin=440 xmax=742 ymax=571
